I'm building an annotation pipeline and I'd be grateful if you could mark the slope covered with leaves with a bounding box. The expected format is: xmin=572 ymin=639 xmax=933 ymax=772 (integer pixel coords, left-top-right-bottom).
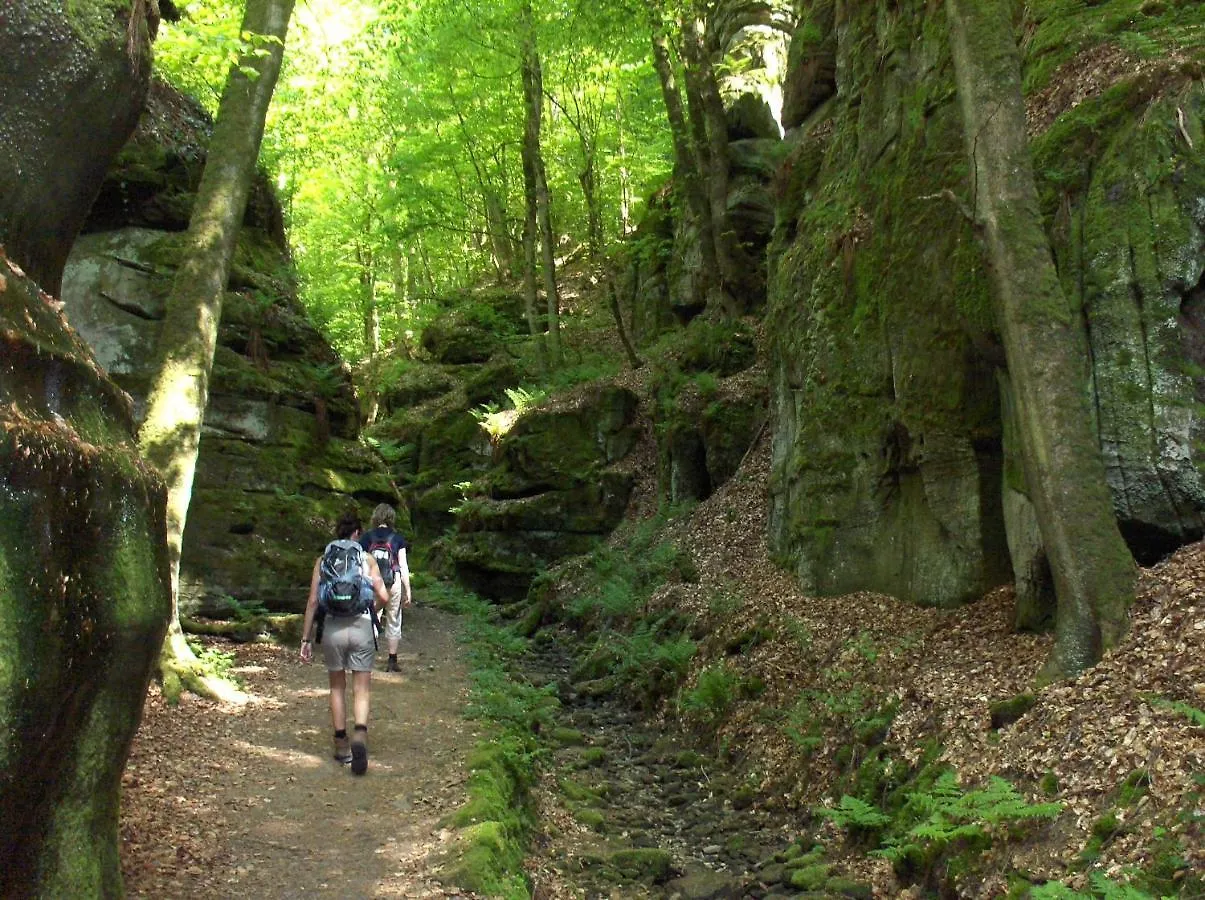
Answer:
xmin=528 ymin=342 xmax=1204 ymax=897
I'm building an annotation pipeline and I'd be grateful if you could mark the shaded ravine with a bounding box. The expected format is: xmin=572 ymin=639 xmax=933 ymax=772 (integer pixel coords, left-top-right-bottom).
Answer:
xmin=521 ymin=635 xmax=831 ymax=900
xmin=121 ymin=607 xmax=476 ymax=899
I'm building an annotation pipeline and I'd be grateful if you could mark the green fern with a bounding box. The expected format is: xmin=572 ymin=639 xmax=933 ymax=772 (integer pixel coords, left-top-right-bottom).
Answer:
xmin=872 ymin=772 xmax=1061 ymax=866
xmin=819 ymin=795 xmax=891 ymax=831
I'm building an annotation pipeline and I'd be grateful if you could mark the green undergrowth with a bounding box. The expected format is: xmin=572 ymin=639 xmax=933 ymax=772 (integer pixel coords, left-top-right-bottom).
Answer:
xmin=420 ymin=576 xmax=556 ymax=899
xmin=537 ymin=503 xmax=702 ymax=710
xmin=821 ymin=762 xmax=1063 ymax=893
xmin=1023 ymin=0 xmax=1205 ymax=95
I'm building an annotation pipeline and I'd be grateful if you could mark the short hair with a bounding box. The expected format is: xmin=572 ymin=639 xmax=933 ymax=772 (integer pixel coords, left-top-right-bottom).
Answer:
xmin=370 ymin=503 xmax=396 ymax=529
xmin=335 ymin=511 xmax=361 ymax=540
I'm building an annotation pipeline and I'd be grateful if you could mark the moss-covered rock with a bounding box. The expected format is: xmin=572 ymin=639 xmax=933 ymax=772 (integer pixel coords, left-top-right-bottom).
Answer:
xmin=493 ymin=385 xmax=640 ymax=494
xmin=765 ymin=0 xmax=1205 ymax=608
xmin=58 ymin=85 xmax=396 ymax=617
xmin=608 ymin=848 xmax=675 ymax=883
xmin=0 ymin=252 xmax=170 ymax=897
xmin=443 ymin=386 xmax=641 ymax=597
xmin=0 ymin=0 xmax=153 ymax=296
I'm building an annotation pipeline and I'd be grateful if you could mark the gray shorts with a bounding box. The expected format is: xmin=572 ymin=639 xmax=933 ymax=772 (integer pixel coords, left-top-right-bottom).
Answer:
xmin=321 ymin=613 xmax=375 ymax=672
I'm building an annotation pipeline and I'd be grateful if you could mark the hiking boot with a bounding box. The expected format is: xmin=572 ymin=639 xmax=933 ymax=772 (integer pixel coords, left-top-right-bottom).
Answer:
xmin=386 ymin=657 xmax=400 ymax=673
xmin=333 ymin=734 xmax=351 ymax=764
xmin=350 ymin=729 xmax=368 ymax=775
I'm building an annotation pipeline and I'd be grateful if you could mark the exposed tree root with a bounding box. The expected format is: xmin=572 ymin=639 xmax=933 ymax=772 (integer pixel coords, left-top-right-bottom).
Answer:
xmin=158 ymin=628 xmax=247 ymax=706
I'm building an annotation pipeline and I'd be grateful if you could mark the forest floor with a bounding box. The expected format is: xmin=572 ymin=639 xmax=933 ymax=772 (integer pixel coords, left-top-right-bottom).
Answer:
xmin=120 ymin=606 xmax=478 ymax=898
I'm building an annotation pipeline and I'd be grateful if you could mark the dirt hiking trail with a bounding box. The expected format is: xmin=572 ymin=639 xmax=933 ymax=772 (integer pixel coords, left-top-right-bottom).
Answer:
xmin=121 ymin=607 xmax=480 ymax=898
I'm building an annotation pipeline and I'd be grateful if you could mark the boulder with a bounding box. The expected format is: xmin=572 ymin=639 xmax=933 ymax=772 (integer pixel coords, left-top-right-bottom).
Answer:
xmin=0 ymin=0 xmax=154 ymax=295
xmin=0 ymin=5 xmax=162 ymax=894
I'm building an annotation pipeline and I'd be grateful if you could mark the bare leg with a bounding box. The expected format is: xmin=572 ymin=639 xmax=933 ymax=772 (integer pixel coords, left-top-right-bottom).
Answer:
xmin=352 ymin=671 xmax=372 ymax=727
xmin=387 ymin=581 xmax=402 ymax=657
xmin=328 ymin=670 xmax=347 ymax=732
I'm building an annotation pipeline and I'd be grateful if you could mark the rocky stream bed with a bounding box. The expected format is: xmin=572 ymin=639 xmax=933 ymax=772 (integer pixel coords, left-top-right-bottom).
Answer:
xmin=522 ymin=635 xmax=868 ymax=900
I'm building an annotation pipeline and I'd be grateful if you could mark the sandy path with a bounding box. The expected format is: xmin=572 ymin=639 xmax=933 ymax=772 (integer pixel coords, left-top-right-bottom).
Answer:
xmin=121 ymin=607 xmax=478 ymax=899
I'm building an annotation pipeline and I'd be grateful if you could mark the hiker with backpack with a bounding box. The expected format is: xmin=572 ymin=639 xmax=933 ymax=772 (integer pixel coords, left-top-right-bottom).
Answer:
xmin=359 ymin=503 xmax=412 ymax=673
xmin=299 ymin=511 xmax=391 ymax=775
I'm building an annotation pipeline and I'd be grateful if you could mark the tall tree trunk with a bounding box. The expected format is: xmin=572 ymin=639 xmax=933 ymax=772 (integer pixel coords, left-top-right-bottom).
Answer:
xmin=645 ymin=0 xmax=722 ymax=310
xmin=359 ymin=242 xmax=381 ymax=425
xmin=391 ymin=245 xmax=416 ymax=359
xmin=520 ymin=3 xmax=552 ymax=370
xmin=450 ymin=86 xmax=514 ymax=279
xmin=682 ymin=8 xmax=741 ymax=314
xmin=617 ymin=99 xmax=633 ymax=234
xmin=137 ymin=0 xmax=294 ymax=701
xmin=945 ymin=0 xmax=1135 ymax=678
xmin=607 ymin=273 xmax=644 ymax=369
xmin=535 ymin=154 xmax=563 ymax=366
xmin=484 ymin=190 xmax=515 ymax=277
xmin=520 ymin=2 xmax=562 ymax=366
xmin=579 ymin=158 xmax=604 ymax=259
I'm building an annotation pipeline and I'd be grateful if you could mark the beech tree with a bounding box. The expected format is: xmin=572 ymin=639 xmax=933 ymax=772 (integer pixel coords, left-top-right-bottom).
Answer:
xmin=139 ymin=0 xmax=295 ymax=699
xmin=520 ymin=0 xmax=564 ymax=367
xmin=645 ymin=0 xmax=722 ymax=308
xmin=945 ymin=0 xmax=1136 ymax=677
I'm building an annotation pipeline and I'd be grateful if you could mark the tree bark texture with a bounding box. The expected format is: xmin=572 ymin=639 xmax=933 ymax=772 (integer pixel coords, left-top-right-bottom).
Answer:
xmin=358 ymin=241 xmax=381 ymax=425
xmin=946 ymin=0 xmax=1135 ymax=677
xmin=684 ymin=7 xmax=743 ymax=313
xmin=0 ymin=0 xmax=153 ymax=295
xmin=520 ymin=2 xmax=563 ymax=366
xmin=520 ymin=64 xmax=548 ymax=371
xmin=138 ymin=0 xmax=295 ymax=699
xmin=645 ymin=1 xmax=721 ymax=309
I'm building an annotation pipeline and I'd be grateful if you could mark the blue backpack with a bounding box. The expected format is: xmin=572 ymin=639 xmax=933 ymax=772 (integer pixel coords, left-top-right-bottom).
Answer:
xmin=318 ymin=540 xmax=372 ymax=617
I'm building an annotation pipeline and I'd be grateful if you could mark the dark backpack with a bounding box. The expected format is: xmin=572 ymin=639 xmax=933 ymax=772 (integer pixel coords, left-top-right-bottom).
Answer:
xmin=366 ymin=534 xmax=397 ymax=589
xmin=318 ymin=540 xmax=370 ymax=617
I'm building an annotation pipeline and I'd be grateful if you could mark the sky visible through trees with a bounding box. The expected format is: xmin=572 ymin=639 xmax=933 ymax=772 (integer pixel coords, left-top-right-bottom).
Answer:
xmin=155 ymin=0 xmax=676 ymax=361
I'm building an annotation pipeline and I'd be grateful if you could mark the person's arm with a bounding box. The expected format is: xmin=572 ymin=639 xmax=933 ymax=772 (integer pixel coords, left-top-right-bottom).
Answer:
xmin=299 ymin=557 xmax=321 ymax=662
xmin=397 ymin=547 xmax=412 ymax=607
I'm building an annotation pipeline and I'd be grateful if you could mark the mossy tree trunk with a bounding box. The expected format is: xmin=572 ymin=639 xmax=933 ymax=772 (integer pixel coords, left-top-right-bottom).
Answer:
xmin=520 ymin=0 xmax=563 ymax=367
xmin=679 ymin=8 xmax=739 ymax=315
xmin=645 ymin=0 xmax=723 ymax=310
xmin=138 ymin=0 xmax=295 ymax=701
xmin=520 ymin=19 xmax=550 ymax=373
xmin=945 ymin=0 xmax=1136 ymax=677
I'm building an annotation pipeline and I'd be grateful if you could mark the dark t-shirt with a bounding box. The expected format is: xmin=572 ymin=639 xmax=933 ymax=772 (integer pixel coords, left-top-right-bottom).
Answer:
xmin=359 ymin=526 xmax=409 ymax=573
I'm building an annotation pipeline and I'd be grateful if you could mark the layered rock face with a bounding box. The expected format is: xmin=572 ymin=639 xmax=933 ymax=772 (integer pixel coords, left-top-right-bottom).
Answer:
xmin=0 ymin=5 xmax=167 ymax=894
xmin=766 ymin=0 xmax=1205 ymax=609
xmin=60 ymin=83 xmax=397 ymax=616
xmin=450 ymin=385 xmax=642 ymax=599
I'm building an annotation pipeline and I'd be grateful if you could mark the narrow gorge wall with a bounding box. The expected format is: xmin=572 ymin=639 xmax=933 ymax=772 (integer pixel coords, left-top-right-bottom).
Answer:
xmin=0 ymin=3 xmax=169 ymax=894
xmin=766 ymin=0 xmax=1205 ymax=610
xmin=60 ymin=83 xmax=398 ymax=616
